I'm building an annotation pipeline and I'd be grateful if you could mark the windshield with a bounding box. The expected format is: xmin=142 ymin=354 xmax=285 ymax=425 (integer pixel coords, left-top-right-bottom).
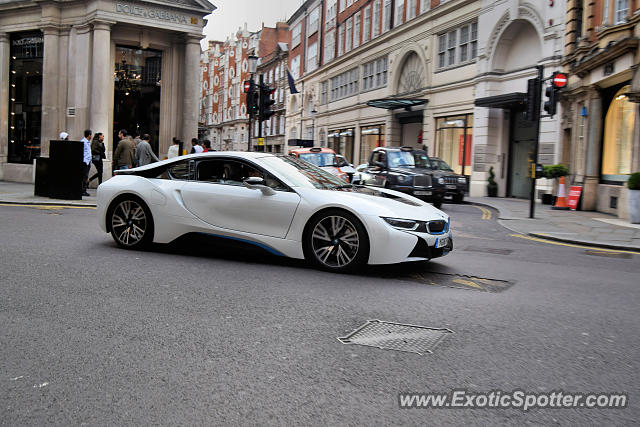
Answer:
xmin=387 ymin=151 xmax=416 ymax=168
xmin=431 ymin=159 xmax=454 ymax=171
xmin=260 ymin=155 xmax=349 ymax=189
xmin=412 ymin=151 xmax=432 ymax=168
xmin=298 ymin=152 xmax=337 ymax=167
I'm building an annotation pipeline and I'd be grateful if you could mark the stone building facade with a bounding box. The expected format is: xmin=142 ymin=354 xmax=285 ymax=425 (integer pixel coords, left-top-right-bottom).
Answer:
xmin=561 ymin=0 xmax=639 ymax=218
xmin=0 ymin=0 xmax=215 ymax=182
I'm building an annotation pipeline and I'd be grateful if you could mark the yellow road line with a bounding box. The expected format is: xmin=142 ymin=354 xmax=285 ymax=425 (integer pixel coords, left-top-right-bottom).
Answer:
xmin=0 ymin=203 xmax=96 ymax=210
xmin=452 ymin=278 xmax=484 ymax=289
xmin=472 ymin=205 xmax=492 ymax=220
xmin=510 ymin=234 xmax=640 ymax=255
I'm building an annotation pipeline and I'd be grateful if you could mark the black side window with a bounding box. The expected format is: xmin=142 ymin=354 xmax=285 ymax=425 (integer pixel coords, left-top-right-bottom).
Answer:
xmin=168 ymin=161 xmax=192 ymax=180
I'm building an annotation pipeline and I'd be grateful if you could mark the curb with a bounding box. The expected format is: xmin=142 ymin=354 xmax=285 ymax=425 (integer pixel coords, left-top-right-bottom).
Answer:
xmin=528 ymin=232 xmax=640 ymax=253
xmin=0 ymin=199 xmax=97 ymax=208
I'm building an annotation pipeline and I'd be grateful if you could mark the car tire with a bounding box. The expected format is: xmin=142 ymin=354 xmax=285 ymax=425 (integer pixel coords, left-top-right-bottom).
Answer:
xmin=108 ymin=196 xmax=154 ymax=249
xmin=303 ymin=209 xmax=369 ymax=273
xmin=452 ymin=193 xmax=464 ymax=204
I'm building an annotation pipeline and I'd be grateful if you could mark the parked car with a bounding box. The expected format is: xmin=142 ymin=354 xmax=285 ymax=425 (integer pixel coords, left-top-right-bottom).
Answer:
xmin=336 ymin=154 xmax=357 ymax=182
xmin=98 ymin=152 xmax=453 ymax=272
xmin=427 ymin=157 xmax=467 ymax=203
xmin=359 ymin=147 xmax=447 ymax=208
xmin=289 ymin=147 xmax=350 ymax=182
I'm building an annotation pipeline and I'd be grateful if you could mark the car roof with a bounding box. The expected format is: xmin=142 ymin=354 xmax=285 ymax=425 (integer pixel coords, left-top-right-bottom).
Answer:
xmin=289 ymin=147 xmax=336 ymax=154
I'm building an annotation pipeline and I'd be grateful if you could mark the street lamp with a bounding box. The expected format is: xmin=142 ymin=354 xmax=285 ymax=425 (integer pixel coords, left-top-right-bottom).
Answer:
xmin=311 ymin=107 xmax=318 ymax=145
xmin=248 ymin=54 xmax=258 ymax=74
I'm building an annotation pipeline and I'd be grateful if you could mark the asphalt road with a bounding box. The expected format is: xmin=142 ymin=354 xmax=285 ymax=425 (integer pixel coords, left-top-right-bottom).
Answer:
xmin=1 ymin=202 xmax=638 ymax=425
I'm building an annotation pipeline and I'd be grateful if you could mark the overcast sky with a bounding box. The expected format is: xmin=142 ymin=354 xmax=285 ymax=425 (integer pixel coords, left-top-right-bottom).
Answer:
xmin=202 ymin=0 xmax=303 ymax=47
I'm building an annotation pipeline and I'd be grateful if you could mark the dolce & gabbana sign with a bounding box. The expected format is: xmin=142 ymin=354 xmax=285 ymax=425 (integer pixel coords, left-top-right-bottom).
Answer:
xmin=116 ymin=3 xmax=192 ymax=24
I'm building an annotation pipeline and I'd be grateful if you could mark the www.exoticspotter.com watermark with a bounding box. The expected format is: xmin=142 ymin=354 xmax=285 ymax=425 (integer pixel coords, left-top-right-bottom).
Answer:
xmin=398 ymin=390 xmax=628 ymax=411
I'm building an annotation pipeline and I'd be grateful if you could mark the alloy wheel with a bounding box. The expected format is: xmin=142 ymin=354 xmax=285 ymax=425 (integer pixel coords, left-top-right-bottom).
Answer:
xmin=311 ymin=215 xmax=360 ymax=268
xmin=111 ymin=199 xmax=148 ymax=247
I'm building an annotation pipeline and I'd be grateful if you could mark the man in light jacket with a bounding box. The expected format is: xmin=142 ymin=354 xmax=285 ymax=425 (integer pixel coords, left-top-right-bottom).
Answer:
xmin=135 ymin=134 xmax=159 ymax=167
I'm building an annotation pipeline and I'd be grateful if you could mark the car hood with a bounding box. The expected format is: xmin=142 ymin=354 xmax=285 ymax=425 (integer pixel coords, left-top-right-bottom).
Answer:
xmin=296 ymin=186 xmax=449 ymax=222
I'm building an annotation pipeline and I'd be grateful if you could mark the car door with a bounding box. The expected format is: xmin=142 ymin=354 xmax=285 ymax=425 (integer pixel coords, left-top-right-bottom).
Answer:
xmin=367 ymin=151 xmax=388 ymax=187
xmin=180 ymin=158 xmax=301 ymax=238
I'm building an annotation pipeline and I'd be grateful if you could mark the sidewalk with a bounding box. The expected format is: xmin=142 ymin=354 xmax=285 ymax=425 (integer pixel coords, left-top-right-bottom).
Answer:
xmin=0 ymin=181 xmax=97 ymax=207
xmin=467 ymin=196 xmax=640 ymax=251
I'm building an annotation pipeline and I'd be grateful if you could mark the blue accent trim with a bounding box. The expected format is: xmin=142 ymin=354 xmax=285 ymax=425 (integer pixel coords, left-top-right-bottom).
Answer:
xmin=196 ymin=232 xmax=286 ymax=257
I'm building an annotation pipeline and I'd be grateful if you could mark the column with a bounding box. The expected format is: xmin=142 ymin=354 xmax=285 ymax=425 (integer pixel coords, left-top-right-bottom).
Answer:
xmin=90 ymin=21 xmax=113 ymax=154
xmin=583 ymin=86 xmax=602 ymax=211
xmin=40 ymin=26 xmax=60 ymax=157
xmin=0 ymin=33 xmax=9 ymax=163
xmin=72 ymin=24 xmax=92 ymax=141
xmin=182 ymin=35 xmax=202 ymax=147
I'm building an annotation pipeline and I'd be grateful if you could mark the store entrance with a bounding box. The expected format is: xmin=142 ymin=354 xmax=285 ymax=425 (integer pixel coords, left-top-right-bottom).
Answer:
xmin=113 ymin=46 xmax=162 ymax=155
xmin=508 ymin=112 xmax=536 ymax=198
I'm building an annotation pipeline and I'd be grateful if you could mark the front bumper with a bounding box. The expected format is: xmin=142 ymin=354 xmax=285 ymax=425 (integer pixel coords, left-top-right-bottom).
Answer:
xmin=407 ymin=234 xmax=453 ymax=260
xmin=389 ymin=185 xmax=446 ymax=201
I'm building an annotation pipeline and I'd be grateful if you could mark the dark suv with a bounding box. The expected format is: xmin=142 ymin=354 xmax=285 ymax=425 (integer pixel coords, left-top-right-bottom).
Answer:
xmin=360 ymin=147 xmax=446 ymax=208
xmin=427 ymin=157 xmax=467 ymax=203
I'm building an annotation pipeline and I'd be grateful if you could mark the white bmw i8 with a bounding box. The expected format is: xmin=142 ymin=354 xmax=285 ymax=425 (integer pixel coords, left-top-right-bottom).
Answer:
xmin=97 ymin=152 xmax=453 ymax=272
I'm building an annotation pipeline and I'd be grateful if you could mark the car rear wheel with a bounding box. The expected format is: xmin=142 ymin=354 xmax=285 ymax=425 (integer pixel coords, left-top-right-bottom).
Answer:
xmin=109 ymin=197 xmax=153 ymax=249
xmin=304 ymin=210 xmax=369 ymax=273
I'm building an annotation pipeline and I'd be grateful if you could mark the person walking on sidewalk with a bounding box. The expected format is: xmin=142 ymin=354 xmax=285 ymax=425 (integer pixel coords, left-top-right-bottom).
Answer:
xmin=113 ymin=129 xmax=135 ymax=171
xmin=89 ymin=132 xmax=106 ymax=185
xmin=81 ymin=129 xmax=92 ymax=197
xmin=167 ymin=137 xmax=180 ymax=159
xmin=135 ymin=134 xmax=159 ymax=167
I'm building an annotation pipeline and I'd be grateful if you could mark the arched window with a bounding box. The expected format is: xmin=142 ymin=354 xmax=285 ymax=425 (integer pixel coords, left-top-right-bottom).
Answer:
xmin=602 ymin=85 xmax=635 ymax=181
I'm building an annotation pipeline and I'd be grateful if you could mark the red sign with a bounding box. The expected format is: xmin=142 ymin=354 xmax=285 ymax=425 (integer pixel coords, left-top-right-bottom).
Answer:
xmin=458 ymin=135 xmax=472 ymax=166
xmin=553 ymin=73 xmax=568 ymax=88
xmin=568 ymin=186 xmax=582 ymax=210
xmin=243 ymin=80 xmax=251 ymax=93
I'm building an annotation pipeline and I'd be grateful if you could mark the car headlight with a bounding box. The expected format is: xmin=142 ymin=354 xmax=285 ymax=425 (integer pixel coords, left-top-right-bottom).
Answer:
xmin=438 ymin=177 xmax=445 ymax=185
xmin=382 ymin=217 xmax=419 ymax=230
xmin=458 ymin=177 xmax=466 ymax=184
xmin=397 ymin=175 xmax=413 ymax=185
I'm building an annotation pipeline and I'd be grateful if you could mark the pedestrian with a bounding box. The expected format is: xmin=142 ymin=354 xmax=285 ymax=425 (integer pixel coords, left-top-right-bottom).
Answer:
xmin=202 ymin=139 xmax=213 ymax=152
xmin=113 ymin=129 xmax=135 ymax=171
xmin=59 ymin=131 xmax=69 ymax=141
xmin=190 ymin=138 xmax=203 ymax=154
xmin=135 ymin=134 xmax=159 ymax=167
xmin=167 ymin=137 xmax=180 ymax=159
xmin=89 ymin=132 xmax=106 ymax=185
xmin=81 ymin=129 xmax=92 ymax=196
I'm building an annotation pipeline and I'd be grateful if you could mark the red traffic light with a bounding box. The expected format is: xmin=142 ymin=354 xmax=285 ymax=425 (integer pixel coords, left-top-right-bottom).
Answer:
xmin=552 ymin=73 xmax=568 ymax=89
xmin=243 ymin=80 xmax=251 ymax=93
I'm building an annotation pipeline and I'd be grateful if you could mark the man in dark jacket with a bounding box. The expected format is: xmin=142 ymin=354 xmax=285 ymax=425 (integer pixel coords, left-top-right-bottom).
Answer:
xmin=113 ymin=129 xmax=135 ymax=171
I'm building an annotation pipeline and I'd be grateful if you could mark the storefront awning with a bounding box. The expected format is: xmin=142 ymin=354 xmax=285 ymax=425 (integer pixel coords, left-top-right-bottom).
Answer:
xmin=367 ymin=98 xmax=428 ymax=110
xmin=474 ymin=93 xmax=527 ymax=110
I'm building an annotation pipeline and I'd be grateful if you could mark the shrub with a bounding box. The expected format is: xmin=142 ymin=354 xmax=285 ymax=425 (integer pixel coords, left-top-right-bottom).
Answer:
xmin=543 ymin=164 xmax=569 ymax=179
xmin=628 ymin=172 xmax=640 ymax=190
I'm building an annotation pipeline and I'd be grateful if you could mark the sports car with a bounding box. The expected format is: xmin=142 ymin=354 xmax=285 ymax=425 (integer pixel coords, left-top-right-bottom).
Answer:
xmin=97 ymin=152 xmax=453 ymax=272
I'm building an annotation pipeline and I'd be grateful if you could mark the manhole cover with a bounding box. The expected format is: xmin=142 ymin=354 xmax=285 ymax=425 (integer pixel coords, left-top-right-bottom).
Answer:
xmin=338 ymin=320 xmax=453 ymax=355
xmin=584 ymin=250 xmax=632 ymax=259
xmin=406 ymin=272 xmax=514 ymax=293
xmin=463 ymin=246 xmax=513 ymax=255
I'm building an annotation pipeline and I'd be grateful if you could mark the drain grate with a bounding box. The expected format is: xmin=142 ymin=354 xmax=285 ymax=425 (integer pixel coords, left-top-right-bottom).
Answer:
xmin=338 ymin=320 xmax=453 ymax=355
xmin=462 ymin=246 xmax=513 ymax=255
xmin=584 ymin=250 xmax=632 ymax=259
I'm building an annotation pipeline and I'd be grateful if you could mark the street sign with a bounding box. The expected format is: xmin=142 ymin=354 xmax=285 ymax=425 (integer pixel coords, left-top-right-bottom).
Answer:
xmin=552 ymin=73 xmax=568 ymax=88
xmin=257 ymin=137 xmax=265 ymax=146
xmin=568 ymin=186 xmax=583 ymax=210
xmin=243 ymin=80 xmax=251 ymax=93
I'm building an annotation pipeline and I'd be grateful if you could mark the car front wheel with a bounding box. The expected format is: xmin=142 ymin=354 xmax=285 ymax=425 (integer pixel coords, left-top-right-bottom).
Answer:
xmin=304 ymin=210 xmax=369 ymax=273
xmin=109 ymin=197 xmax=153 ymax=249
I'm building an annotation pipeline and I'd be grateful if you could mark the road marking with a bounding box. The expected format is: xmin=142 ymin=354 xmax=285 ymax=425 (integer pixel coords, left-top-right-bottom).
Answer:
xmin=510 ymin=234 xmax=639 ymax=255
xmin=452 ymin=278 xmax=483 ymax=289
xmin=0 ymin=203 xmax=96 ymax=210
xmin=472 ymin=205 xmax=492 ymax=220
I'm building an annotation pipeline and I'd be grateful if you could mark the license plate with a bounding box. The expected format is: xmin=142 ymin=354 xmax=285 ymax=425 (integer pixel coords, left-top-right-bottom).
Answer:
xmin=435 ymin=237 xmax=449 ymax=248
xmin=446 ymin=184 xmax=457 ymax=189
xmin=414 ymin=190 xmax=432 ymax=196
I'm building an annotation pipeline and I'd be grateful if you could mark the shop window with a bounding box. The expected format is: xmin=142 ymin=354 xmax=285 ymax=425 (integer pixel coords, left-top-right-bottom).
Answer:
xmin=435 ymin=115 xmax=474 ymax=175
xmin=601 ymin=85 xmax=634 ymax=181
xmin=9 ymin=32 xmax=43 ymax=164
xmin=360 ymin=126 xmax=385 ymax=164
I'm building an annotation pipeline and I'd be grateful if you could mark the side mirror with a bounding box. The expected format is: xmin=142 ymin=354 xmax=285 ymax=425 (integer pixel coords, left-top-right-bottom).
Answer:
xmin=243 ymin=177 xmax=276 ymax=196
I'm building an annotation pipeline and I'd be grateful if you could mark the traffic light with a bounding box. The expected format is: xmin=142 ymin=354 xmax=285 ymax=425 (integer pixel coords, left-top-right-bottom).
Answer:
xmin=543 ymin=72 xmax=567 ymax=118
xmin=259 ymin=84 xmax=276 ymax=121
xmin=525 ymin=77 xmax=541 ymax=122
xmin=244 ymin=80 xmax=259 ymax=116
